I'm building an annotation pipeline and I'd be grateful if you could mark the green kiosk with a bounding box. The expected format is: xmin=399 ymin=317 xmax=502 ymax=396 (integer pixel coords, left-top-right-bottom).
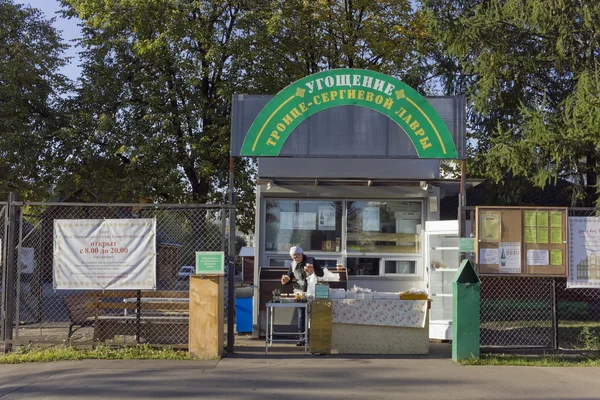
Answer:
xmin=231 ymin=68 xmax=474 ymax=354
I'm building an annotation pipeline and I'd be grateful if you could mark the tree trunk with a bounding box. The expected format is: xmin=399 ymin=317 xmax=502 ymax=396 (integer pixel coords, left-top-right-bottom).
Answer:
xmin=585 ymin=152 xmax=598 ymax=207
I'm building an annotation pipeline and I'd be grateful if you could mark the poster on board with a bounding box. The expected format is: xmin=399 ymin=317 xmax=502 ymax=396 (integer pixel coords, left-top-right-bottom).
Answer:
xmin=499 ymin=242 xmax=521 ymax=274
xmin=568 ymin=217 xmax=600 ymax=288
xmin=479 ymin=211 xmax=501 ymax=242
xmin=53 ymin=219 xmax=156 ymax=290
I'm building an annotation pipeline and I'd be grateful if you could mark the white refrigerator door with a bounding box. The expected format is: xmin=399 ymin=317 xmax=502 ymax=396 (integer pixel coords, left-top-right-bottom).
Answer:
xmin=425 ymin=220 xmax=459 ymax=340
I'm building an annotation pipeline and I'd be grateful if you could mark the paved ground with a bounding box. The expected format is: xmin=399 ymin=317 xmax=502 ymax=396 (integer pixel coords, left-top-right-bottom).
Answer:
xmin=0 ymin=339 xmax=598 ymax=399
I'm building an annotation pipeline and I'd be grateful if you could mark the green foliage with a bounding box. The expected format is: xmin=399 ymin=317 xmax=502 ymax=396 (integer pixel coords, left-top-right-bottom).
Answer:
xmin=54 ymin=0 xmax=436 ymax=234
xmin=2 ymin=0 xmax=441 ymax=235
xmin=56 ymin=0 xmax=259 ymax=231
xmin=578 ymin=326 xmax=600 ymax=350
xmin=424 ymin=0 xmax=600 ymax=206
xmin=0 ymin=0 xmax=70 ymax=199
xmin=1 ymin=344 xmax=193 ymax=363
xmin=244 ymin=0 xmax=436 ymax=93
xmin=234 ymin=234 xmax=247 ymax=270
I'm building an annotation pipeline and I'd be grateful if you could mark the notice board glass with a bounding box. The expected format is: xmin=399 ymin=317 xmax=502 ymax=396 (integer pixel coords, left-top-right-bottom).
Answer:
xmin=475 ymin=207 xmax=567 ymax=276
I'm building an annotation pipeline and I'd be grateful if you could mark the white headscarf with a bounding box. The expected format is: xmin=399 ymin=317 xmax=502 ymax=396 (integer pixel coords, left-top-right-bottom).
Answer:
xmin=289 ymin=246 xmax=303 ymax=256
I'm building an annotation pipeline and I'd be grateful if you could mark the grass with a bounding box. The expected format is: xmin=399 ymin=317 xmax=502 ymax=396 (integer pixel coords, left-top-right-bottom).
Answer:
xmin=0 ymin=344 xmax=198 ymax=364
xmin=458 ymin=354 xmax=600 ymax=367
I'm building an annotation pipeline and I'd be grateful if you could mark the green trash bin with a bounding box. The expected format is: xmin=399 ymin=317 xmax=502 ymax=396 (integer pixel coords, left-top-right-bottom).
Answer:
xmin=452 ymin=259 xmax=481 ymax=361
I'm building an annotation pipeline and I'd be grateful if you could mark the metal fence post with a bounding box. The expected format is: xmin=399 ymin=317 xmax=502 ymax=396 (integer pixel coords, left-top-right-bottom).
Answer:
xmin=2 ymin=193 xmax=19 ymax=352
xmin=552 ymin=278 xmax=558 ymax=350
xmin=227 ymin=157 xmax=236 ymax=354
xmin=0 ymin=199 xmax=6 ymax=343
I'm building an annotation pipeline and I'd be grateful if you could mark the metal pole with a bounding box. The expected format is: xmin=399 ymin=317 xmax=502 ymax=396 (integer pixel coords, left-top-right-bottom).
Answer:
xmin=551 ymin=278 xmax=558 ymax=351
xmin=460 ymin=160 xmax=466 ymax=206
xmin=3 ymin=193 xmax=19 ymax=352
xmin=0 ymin=200 xmax=8 ymax=342
xmin=136 ymin=290 xmax=141 ymax=343
xmin=227 ymin=156 xmax=236 ymax=354
xmin=458 ymin=160 xmax=466 ymax=270
xmin=14 ymin=206 xmax=24 ymax=339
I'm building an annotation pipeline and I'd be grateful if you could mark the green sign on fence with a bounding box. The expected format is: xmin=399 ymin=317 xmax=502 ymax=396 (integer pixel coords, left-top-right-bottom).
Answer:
xmin=459 ymin=238 xmax=476 ymax=253
xmin=195 ymin=251 xmax=225 ymax=275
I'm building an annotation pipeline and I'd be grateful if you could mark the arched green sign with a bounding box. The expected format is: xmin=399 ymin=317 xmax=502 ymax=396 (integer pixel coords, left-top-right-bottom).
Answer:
xmin=240 ymin=69 xmax=458 ymax=158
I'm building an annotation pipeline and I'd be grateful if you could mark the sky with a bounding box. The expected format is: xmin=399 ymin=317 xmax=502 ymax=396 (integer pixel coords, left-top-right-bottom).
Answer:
xmin=19 ymin=0 xmax=83 ymax=80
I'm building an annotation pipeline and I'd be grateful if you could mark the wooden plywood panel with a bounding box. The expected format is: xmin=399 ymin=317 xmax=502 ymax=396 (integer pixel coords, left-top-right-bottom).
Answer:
xmin=310 ymin=300 xmax=332 ymax=355
xmin=189 ymin=275 xmax=224 ymax=358
xmin=477 ymin=208 xmax=522 ymax=274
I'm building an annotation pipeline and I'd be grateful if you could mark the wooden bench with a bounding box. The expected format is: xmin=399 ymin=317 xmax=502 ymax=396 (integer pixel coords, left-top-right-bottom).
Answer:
xmin=63 ymin=293 xmax=103 ymax=339
xmin=87 ymin=291 xmax=189 ymax=344
xmin=66 ymin=291 xmax=189 ymax=344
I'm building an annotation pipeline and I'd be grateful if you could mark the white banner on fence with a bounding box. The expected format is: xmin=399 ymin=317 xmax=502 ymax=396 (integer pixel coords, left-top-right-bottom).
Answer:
xmin=53 ymin=219 xmax=156 ymax=290
xmin=568 ymin=216 xmax=600 ymax=288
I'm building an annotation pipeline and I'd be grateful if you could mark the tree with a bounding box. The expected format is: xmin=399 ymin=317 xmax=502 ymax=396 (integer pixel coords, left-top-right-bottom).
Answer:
xmin=58 ymin=0 xmax=257 ymax=232
xmin=424 ymin=0 xmax=600 ymax=206
xmin=0 ymin=0 xmax=70 ymax=199
xmin=58 ymin=0 xmax=437 ymax=234
xmin=243 ymin=0 xmax=437 ymax=93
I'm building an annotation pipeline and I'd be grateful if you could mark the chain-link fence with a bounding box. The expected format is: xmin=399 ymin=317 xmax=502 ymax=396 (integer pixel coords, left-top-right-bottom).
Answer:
xmin=0 ymin=202 xmax=6 ymax=292
xmin=460 ymin=206 xmax=600 ymax=353
xmin=1 ymin=200 xmax=234 ymax=350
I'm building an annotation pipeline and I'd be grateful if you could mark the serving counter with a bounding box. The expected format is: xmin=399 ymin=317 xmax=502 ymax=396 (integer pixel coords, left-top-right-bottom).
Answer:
xmin=328 ymin=299 xmax=429 ymax=355
xmin=257 ymin=266 xmax=348 ymax=336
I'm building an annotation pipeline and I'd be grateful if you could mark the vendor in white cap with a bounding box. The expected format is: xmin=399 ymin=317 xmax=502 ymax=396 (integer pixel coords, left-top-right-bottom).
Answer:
xmin=281 ymin=245 xmax=323 ymax=345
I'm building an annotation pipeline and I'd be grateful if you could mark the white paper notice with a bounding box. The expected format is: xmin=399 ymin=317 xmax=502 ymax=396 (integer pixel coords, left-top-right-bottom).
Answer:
xmin=280 ymin=212 xmax=294 ymax=230
xmin=527 ymin=249 xmax=549 ymax=266
xmin=499 ymin=242 xmax=521 ymax=274
xmin=279 ymin=212 xmax=316 ymax=230
xmin=53 ymin=219 xmax=156 ymax=290
xmin=480 ymin=248 xmax=499 ymax=265
xmin=318 ymin=206 xmax=336 ymax=230
xmin=568 ymin=216 xmax=600 ymax=288
xmin=363 ymin=207 xmax=380 ymax=232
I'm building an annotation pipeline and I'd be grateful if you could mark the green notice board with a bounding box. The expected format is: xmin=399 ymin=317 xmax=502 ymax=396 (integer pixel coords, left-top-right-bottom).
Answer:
xmin=195 ymin=251 xmax=225 ymax=275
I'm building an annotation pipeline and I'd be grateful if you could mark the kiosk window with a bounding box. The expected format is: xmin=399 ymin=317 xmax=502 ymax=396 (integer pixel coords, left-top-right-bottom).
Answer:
xmin=346 ymin=258 xmax=418 ymax=276
xmin=384 ymin=260 xmax=416 ymax=275
xmin=346 ymin=201 xmax=421 ymax=254
xmin=346 ymin=258 xmax=380 ymax=276
xmin=265 ymin=199 xmax=342 ymax=253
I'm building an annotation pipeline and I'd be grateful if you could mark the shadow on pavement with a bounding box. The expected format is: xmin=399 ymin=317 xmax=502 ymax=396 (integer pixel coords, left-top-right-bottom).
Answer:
xmin=228 ymin=335 xmax=452 ymax=360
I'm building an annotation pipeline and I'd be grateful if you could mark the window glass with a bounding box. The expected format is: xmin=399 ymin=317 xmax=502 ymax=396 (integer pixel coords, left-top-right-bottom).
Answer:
xmin=265 ymin=200 xmax=342 ymax=253
xmin=317 ymin=259 xmax=340 ymax=270
xmin=268 ymin=258 xmax=291 ymax=267
xmin=347 ymin=201 xmax=421 ymax=254
xmin=346 ymin=257 xmax=380 ymax=276
xmin=384 ymin=260 xmax=416 ymax=274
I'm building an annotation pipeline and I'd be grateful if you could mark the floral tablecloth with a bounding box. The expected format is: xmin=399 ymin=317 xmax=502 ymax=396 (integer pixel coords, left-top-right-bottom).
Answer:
xmin=331 ymin=299 xmax=428 ymax=328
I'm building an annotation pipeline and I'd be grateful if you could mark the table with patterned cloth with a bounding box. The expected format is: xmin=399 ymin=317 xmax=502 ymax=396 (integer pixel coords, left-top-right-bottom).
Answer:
xmin=330 ymin=299 xmax=429 ymax=354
